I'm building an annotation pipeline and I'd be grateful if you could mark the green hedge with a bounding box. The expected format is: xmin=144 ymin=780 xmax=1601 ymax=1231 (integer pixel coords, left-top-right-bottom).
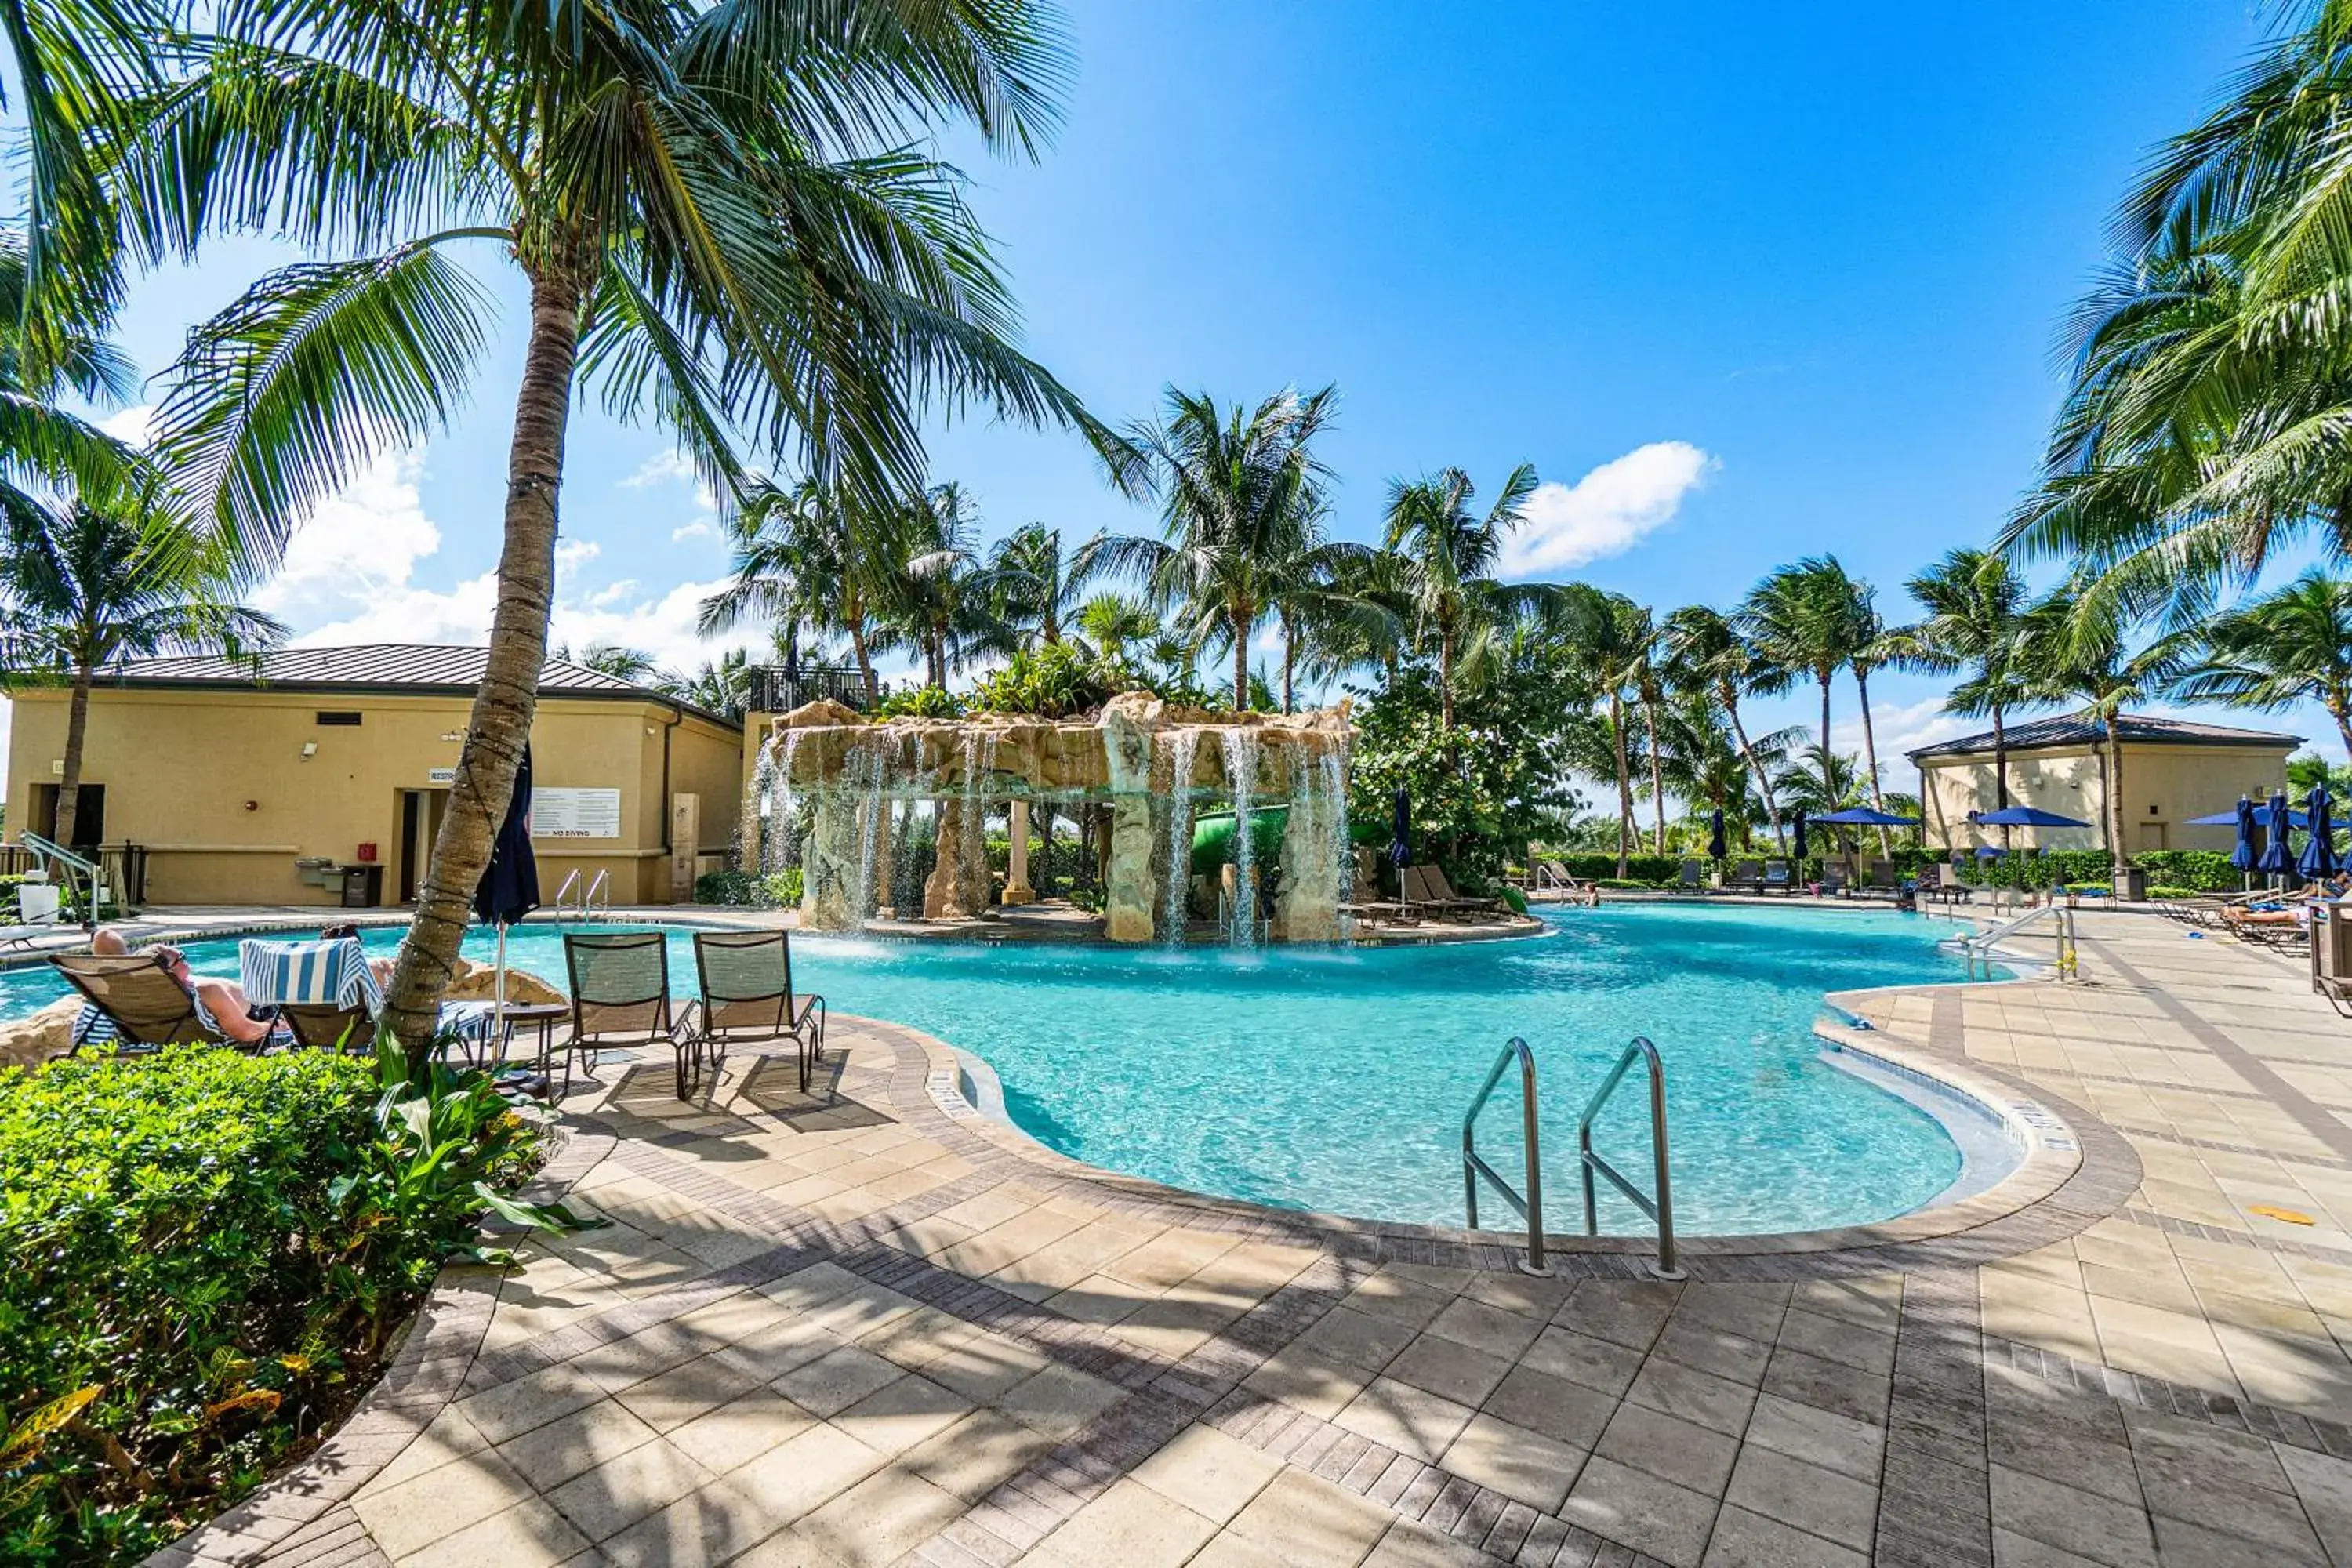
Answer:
xmin=695 ymin=867 xmax=804 ymax=907
xmin=1541 ymin=846 xmax=2247 ymax=894
xmin=0 ymin=1046 xmax=577 ymax=1564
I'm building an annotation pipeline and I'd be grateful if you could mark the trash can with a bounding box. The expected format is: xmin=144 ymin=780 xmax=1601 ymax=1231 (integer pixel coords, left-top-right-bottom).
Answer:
xmin=339 ymin=864 xmax=384 ymax=908
xmin=2118 ymin=866 xmax=2147 ymax=903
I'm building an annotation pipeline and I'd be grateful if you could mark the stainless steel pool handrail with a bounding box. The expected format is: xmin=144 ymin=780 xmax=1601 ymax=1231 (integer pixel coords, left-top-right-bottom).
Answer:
xmin=1462 ymin=1036 xmax=1552 ymax=1276
xmin=586 ymin=869 xmax=611 ymax=921
xmin=554 ymin=869 xmax=583 ymax=920
xmin=1577 ymin=1036 xmax=1684 ymax=1281
xmin=1944 ymin=901 xmax=2075 ymax=981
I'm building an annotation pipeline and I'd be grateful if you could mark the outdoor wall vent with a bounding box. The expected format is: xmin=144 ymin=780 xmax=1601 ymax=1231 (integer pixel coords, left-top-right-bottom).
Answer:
xmin=315 ymin=711 xmax=363 ymax=726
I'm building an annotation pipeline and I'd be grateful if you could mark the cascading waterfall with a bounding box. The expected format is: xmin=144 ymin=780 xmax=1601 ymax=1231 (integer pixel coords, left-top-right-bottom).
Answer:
xmin=852 ymin=738 xmax=891 ymax=923
xmin=739 ymin=735 xmax=775 ymax=876
xmin=1323 ymin=739 xmax=1353 ymax=942
xmin=961 ymin=729 xmax=1000 ymax=903
xmin=1221 ymin=728 xmax=1260 ymax=946
xmin=762 ymin=731 xmax=805 ymax=884
xmin=1161 ymin=728 xmax=1201 ymax=947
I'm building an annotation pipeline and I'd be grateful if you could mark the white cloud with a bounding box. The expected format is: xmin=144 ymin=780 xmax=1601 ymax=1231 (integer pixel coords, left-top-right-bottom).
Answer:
xmin=255 ymin=453 xmax=447 ymax=626
xmin=621 ymin=450 xmax=697 ymax=489
xmin=671 ymin=520 xmax=717 ymax=543
xmin=1830 ymin=696 xmax=1975 ymax=768
xmin=100 ymin=404 xmax=154 ymax=444
xmin=1501 ymin=441 xmax=1715 ymax=577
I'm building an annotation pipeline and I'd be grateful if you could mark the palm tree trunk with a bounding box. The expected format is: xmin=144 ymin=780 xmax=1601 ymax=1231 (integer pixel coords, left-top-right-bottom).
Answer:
xmin=1817 ymin=673 xmax=1835 ymax=807
xmin=381 ymin=270 xmax=581 ymax=1059
xmin=2329 ymin=700 xmax=2352 ymax=764
xmin=51 ymin=659 xmax=93 ymax=851
xmin=1610 ymin=692 xmax=1634 ymax=878
xmin=1439 ymin=623 xmax=1457 ymax=731
xmin=1723 ymin=689 xmax=1784 ymax=850
xmin=1993 ymin=702 xmax=2013 ymax=856
xmin=1854 ymin=669 xmax=1892 ymax=859
xmin=1231 ymin=605 xmax=1250 ymax=710
xmin=2105 ymin=725 xmax=2129 ymax=884
xmin=1280 ymin=615 xmax=1297 ymax=714
xmin=849 ymin=614 xmax=877 ymax=706
xmin=1642 ymin=694 xmax=1666 ymax=855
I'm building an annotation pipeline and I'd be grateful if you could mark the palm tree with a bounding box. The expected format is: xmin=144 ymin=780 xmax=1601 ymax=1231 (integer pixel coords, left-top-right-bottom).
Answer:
xmin=701 ymin=478 xmax=902 ymax=707
xmin=1657 ymin=694 xmax=1799 ymax=854
xmin=1082 ymin=387 xmax=1334 ymax=710
xmin=1771 ymin=745 xmax=1867 ymax=818
xmin=121 ymin=1 xmax=1094 ymax=1048
xmin=1073 ymin=592 xmax=1160 ymax=665
xmin=2172 ymin=572 xmax=2352 ymax=759
xmin=2018 ymin=587 xmax=2187 ymax=882
xmin=1900 ymin=548 xmax=2034 ymax=815
xmin=0 ymin=479 xmax=285 ymax=848
xmin=0 ymin=237 xmax=142 ymax=528
xmin=1381 ymin=464 xmax=1560 ymax=730
xmin=557 ymin=641 xmax=658 ymax=683
xmin=1737 ymin=557 xmax=1873 ymax=818
xmin=992 ymin=523 xmax=1099 ymax=648
xmin=662 ymin=648 xmax=752 ymax=722
xmin=1570 ymin=587 xmax=1654 ymax=877
xmin=887 ymin=482 xmax=1014 ymax=688
xmin=1661 ymin=604 xmax=1788 ymax=849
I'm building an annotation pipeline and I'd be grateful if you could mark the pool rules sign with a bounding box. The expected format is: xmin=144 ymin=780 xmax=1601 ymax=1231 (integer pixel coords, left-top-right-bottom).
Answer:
xmin=535 ymin=787 xmax=622 ymax=838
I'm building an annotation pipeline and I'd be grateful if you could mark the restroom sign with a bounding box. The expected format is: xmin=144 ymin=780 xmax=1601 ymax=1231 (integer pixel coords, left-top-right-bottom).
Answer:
xmin=535 ymin=786 xmax=622 ymax=838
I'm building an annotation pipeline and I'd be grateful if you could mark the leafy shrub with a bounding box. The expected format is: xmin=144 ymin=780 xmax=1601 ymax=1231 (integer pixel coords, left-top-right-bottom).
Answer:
xmin=875 ymin=684 xmax=964 ymax=720
xmin=969 ymin=643 xmax=1130 ymax=718
xmin=2147 ymin=884 xmax=2202 ymax=901
xmin=0 ymin=1043 xmax=591 ymax=1564
xmin=694 ymin=868 xmax=803 ymax=907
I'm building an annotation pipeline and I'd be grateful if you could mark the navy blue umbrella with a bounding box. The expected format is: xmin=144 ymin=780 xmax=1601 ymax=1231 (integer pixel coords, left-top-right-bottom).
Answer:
xmin=2230 ymin=797 xmax=2258 ymax=874
xmin=474 ymin=743 xmax=541 ymax=1017
xmin=1971 ymin=805 xmax=2091 ymax=829
xmin=2300 ymin=783 xmax=2339 ymax=882
xmin=1791 ymin=806 xmax=1808 ymax=862
xmin=1388 ymin=786 xmax=1412 ymax=869
xmin=1812 ymin=807 xmax=1922 ymax=826
xmin=2187 ymin=804 xmax=2310 ymax=828
xmin=2259 ymin=789 xmax=2296 ymax=878
xmin=1707 ymin=807 xmax=1727 ymax=862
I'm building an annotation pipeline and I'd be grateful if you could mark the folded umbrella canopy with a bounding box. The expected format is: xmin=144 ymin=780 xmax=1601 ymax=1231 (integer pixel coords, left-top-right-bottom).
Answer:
xmin=474 ymin=743 xmax=542 ymax=1016
xmin=1388 ymin=786 xmax=1412 ymax=869
xmin=2230 ymin=797 xmax=2258 ymax=876
xmin=1791 ymin=807 xmax=1808 ymax=862
xmin=2259 ymin=789 xmax=2296 ymax=878
xmin=2300 ymin=783 xmax=2340 ymax=882
xmin=1707 ymin=807 xmax=1726 ymax=862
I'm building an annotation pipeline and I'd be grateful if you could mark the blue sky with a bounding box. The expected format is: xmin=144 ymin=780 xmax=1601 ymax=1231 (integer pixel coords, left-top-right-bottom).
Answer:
xmin=54 ymin=2 xmax=2336 ymax=795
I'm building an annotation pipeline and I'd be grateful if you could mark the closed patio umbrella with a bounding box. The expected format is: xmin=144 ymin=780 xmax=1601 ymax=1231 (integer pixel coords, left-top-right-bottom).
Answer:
xmin=2229 ymin=797 xmax=2257 ymax=878
xmin=474 ymin=743 xmax=542 ymax=1018
xmin=1707 ymin=808 xmax=1727 ymax=862
xmin=1388 ymin=786 xmax=1412 ymax=869
xmin=1791 ymin=807 xmax=1808 ymax=862
xmin=2300 ymin=783 xmax=2339 ymax=883
xmin=2259 ymin=789 xmax=2295 ymax=880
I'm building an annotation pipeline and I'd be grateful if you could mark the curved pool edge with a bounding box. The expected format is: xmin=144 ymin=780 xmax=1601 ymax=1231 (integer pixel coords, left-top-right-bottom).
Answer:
xmin=884 ymin=973 xmax=2135 ymax=1276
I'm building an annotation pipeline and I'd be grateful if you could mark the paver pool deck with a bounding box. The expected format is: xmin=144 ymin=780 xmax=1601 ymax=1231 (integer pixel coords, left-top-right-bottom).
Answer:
xmin=151 ymin=909 xmax=2352 ymax=1567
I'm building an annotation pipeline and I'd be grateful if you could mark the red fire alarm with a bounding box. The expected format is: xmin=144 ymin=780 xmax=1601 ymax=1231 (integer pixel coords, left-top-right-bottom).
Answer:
xmin=355 ymin=842 xmax=378 ymax=862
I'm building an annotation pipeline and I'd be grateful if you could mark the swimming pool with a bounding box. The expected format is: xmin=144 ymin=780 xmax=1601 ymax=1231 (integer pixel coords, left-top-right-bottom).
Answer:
xmin=2 ymin=904 xmax=1991 ymax=1236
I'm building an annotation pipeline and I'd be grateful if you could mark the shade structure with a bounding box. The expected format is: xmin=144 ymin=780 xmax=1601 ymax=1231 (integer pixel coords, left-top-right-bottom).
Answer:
xmin=2230 ymin=797 xmax=2258 ymax=873
xmin=1707 ymin=807 xmax=1727 ymax=862
xmin=1971 ymin=805 xmax=2092 ymax=829
xmin=2300 ymin=783 xmax=2340 ymax=881
xmin=1791 ymin=807 xmax=1808 ymax=861
xmin=2187 ymin=803 xmax=2309 ymax=828
xmin=1811 ymin=806 xmax=1920 ymax=826
xmin=2259 ymin=789 xmax=2295 ymax=877
xmin=1387 ymin=786 xmax=1412 ymax=869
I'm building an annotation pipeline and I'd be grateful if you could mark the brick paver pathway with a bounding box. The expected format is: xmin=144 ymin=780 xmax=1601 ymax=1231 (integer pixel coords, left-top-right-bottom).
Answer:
xmin=151 ymin=910 xmax=2352 ymax=1567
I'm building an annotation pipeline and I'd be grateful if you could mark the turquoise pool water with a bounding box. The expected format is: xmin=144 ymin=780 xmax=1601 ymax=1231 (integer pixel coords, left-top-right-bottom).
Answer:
xmin=2 ymin=904 xmax=1980 ymax=1236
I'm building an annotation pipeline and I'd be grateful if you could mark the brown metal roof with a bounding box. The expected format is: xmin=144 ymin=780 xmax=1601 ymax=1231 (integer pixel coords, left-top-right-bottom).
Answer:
xmin=1908 ymin=711 xmax=2301 ymax=761
xmin=92 ymin=644 xmax=737 ymax=727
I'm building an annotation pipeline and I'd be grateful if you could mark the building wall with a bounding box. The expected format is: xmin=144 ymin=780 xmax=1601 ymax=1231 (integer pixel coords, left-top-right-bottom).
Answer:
xmin=1918 ymin=742 xmax=2294 ymax=855
xmin=6 ymin=687 xmax=741 ymax=906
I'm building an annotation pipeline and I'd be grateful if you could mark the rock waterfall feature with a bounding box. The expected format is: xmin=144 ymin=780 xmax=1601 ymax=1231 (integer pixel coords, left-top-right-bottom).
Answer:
xmin=743 ymin=692 xmax=1354 ymax=943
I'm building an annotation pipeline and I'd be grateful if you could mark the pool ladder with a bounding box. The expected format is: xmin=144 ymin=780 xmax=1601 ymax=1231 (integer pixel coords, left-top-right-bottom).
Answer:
xmin=554 ymin=868 xmax=610 ymax=922
xmin=1462 ymin=1035 xmax=1683 ymax=1281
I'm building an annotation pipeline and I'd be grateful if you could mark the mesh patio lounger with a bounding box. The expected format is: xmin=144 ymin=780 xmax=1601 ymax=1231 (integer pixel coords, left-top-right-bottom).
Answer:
xmin=688 ymin=929 xmax=826 ymax=1094
xmin=1417 ymin=864 xmax=1501 ymax=916
xmin=239 ymin=937 xmax=496 ymax=1056
xmin=1762 ymin=860 xmax=1793 ymax=895
xmin=49 ymin=950 xmax=278 ymax=1052
xmin=564 ymin=931 xmax=690 ymax=1099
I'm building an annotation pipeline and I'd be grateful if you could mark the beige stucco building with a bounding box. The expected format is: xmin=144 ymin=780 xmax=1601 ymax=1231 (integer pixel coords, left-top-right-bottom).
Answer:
xmin=1910 ymin=713 xmax=2300 ymax=855
xmin=5 ymin=645 xmax=743 ymax=908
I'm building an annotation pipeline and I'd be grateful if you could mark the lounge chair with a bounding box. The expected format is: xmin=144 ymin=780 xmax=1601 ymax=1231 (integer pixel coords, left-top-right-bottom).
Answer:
xmin=1818 ymin=862 xmax=1849 ymax=897
xmin=1678 ymin=861 xmax=1706 ymax=893
xmin=1921 ymin=864 xmax=1971 ymax=906
xmin=1864 ymin=860 xmax=1899 ymax=897
xmin=49 ymin=951 xmax=275 ymax=1053
xmin=562 ymin=931 xmax=691 ymax=1099
xmin=1421 ymin=864 xmax=1502 ymax=917
xmin=1762 ymin=859 xmax=1793 ymax=895
xmin=686 ymin=929 xmax=826 ymax=1093
xmin=238 ymin=937 xmax=496 ymax=1057
xmin=1726 ymin=859 xmax=1763 ymax=894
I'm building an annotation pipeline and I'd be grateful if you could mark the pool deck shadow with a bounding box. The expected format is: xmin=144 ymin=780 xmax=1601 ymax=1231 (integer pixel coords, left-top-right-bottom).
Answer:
xmin=151 ymin=909 xmax=2352 ymax=1568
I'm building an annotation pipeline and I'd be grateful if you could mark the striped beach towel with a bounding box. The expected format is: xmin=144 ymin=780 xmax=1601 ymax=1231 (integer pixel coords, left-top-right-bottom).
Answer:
xmin=240 ymin=938 xmax=381 ymax=1011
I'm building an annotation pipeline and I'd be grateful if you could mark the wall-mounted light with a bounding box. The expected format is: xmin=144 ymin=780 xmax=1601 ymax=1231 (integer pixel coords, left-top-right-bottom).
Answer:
xmin=243 ymin=800 xmax=260 ymax=812
xmin=299 ymin=742 xmax=318 ymax=760
xmin=440 ymin=731 xmax=464 ymax=742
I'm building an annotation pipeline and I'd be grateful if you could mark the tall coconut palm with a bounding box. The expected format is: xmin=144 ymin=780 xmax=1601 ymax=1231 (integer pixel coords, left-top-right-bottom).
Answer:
xmin=990 ymin=522 xmax=1100 ymax=648
xmin=2017 ymin=587 xmax=2187 ymax=882
xmin=1568 ymin=587 xmax=1654 ymax=877
xmin=1381 ymin=463 xmax=1559 ymax=730
xmin=1073 ymin=591 xmax=1159 ymax=665
xmin=887 ymin=481 xmax=1014 ymax=688
xmin=557 ymin=641 xmax=659 ymax=683
xmin=1661 ymin=604 xmax=1788 ymax=849
xmin=1900 ymin=548 xmax=2034 ymax=814
xmin=0 ymin=237 xmax=143 ymax=528
xmin=1737 ymin=557 xmax=1874 ymax=817
xmin=1657 ymin=693 xmax=1800 ymax=854
xmin=702 ymin=478 xmax=902 ymax=706
xmin=2172 ymin=572 xmax=2352 ymax=759
xmin=0 ymin=479 xmax=285 ymax=848
xmin=662 ymin=648 xmax=752 ymax=721
xmin=118 ymin=0 xmax=1094 ymax=1050
xmin=1083 ymin=387 xmax=1335 ymax=710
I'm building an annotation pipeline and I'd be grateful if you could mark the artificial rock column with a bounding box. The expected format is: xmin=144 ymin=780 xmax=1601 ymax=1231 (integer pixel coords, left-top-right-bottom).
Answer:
xmin=800 ymin=791 xmax=862 ymax=929
xmin=1002 ymin=798 xmax=1036 ymax=905
xmin=924 ymin=802 xmax=974 ymax=919
xmin=1104 ymin=797 xmax=1164 ymax=943
xmin=1274 ymin=774 xmax=1344 ymax=942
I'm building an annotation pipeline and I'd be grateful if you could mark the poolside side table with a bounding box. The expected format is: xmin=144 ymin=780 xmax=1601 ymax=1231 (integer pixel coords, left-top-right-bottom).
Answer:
xmin=489 ymin=1002 xmax=571 ymax=1087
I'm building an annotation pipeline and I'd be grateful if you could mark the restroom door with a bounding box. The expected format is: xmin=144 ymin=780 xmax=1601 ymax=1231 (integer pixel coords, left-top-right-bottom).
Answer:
xmin=396 ymin=790 xmax=448 ymax=903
